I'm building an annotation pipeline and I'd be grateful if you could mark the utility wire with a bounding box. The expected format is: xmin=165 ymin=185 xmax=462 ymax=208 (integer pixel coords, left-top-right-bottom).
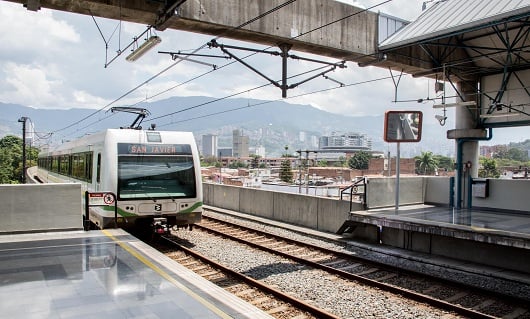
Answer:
xmin=57 ymin=0 xmax=411 ymax=139
xmin=157 ymin=74 xmax=396 ymax=128
xmin=146 ymin=64 xmax=332 ymax=122
xmin=57 ymin=0 xmax=529 ymax=141
xmin=53 ymin=0 xmax=300 ymax=138
xmin=56 ymin=0 xmax=393 ymax=136
xmin=133 ymin=0 xmax=394 ymax=122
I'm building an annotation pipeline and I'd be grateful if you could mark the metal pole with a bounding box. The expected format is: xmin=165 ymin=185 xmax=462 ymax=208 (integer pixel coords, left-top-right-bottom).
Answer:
xmin=114 ymin=193 xmax=118 ymax=229
xmin=18 ymin=117 xmax=27 ymax=184
xmin=395 ymin=142 xmax=400 ymax=211
xmin=84 ymin=191 xmax=90 ymax=231
xmin=279 ymin=43 xmax=292 ymax=98
xmin=305 ymin=151 xmax=309 ymax=195
xmin=298 ymin=150 xmax=302 ymax=193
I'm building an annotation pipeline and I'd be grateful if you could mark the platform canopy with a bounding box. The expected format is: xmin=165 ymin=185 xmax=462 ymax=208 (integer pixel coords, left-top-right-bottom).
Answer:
xmin=378 ymin=0 xmax=530 ymax=127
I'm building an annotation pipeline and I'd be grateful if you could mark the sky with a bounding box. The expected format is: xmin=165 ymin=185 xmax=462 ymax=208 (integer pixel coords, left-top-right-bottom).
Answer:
xmin=0 ymin=0 xmax=528 ymax=146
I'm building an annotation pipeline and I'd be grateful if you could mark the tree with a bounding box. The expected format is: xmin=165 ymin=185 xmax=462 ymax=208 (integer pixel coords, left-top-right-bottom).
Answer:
xmin=507 ymin=148 xmax=528 ymax=162
xmin=279 ymin=159 xmax=293 ymax=183
xmin=281 ymin=145 xmax=295 ymax=158
xmin=201 ymin=155 xmax=219 ymax=167
xmin=0 ymin=135 xmax=37 ymax=184
xmin=0 ymin=148 xmax=15 ymax=183
xmin=433 ymin=155 xmax=454 ymax=172
xmin=228 ymin=161 xmax=247 ymax=169
xmin=415 ymin=151 xmax=438 ymax=175
xmin=348 ymin=151 xmax=370 ymax=170
xmin=317 ymin=159 xmax=328 ymax=167
xmin=479 ymin=157 xmax=500 ymax=178
xmin=250 ymin=154 xmax=261 ymax=169
xmin=492 ymin=145 xmax=509 ymax=159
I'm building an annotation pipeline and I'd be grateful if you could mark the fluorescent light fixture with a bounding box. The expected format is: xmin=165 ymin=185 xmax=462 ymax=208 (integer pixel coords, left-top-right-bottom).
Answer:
xmin=433 ymin=101 xmax=476 ymax=108
xmin=412 ymin=69 xmax=439 ymax=78
xmin=126 ymin=36 xmax=161 ymax=62
xmin=480 ymin=113 xmax=519 ymax=118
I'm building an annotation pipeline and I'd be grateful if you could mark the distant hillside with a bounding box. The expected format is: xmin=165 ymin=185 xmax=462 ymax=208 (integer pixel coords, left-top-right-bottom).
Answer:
xmin=0 ymin=96 xmax=455 ymax=156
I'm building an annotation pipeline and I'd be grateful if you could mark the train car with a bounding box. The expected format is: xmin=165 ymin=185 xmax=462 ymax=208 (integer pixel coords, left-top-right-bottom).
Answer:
xmin=37 ymin=129 xmax=202 ymax=231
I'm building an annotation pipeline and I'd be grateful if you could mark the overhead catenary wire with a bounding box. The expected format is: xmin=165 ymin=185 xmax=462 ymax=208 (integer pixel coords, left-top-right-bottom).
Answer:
xmin=146 ymin=64 xmax=333 ymax=123
xmin=59 ymin=0 xmax=447 ymax=141
xmin=53 ymin=0 xmax=526 ymax=138
xmin=55 ymin=0 xmax=394 ymax=136
xmin=53 ymin=0 xmax=301 ymax=139
xmin=156 ymin=74 xmax=398 ymax=128
xmin=56 ymin=0 xmax=403 ymax=140
xmin=122 ymin=0 xmax=396 ymax=125
xmin=135 ymin=0 xmax=393 ymax=109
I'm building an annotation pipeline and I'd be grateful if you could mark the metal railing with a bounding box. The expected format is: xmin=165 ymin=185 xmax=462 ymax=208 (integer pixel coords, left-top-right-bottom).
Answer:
xmin=340 ymin=177 xmax=367 ymax=211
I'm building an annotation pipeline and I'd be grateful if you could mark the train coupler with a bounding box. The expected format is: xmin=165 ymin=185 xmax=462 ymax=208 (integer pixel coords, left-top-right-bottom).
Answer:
xmin=151 ymin=217 xmax=169 ymax=234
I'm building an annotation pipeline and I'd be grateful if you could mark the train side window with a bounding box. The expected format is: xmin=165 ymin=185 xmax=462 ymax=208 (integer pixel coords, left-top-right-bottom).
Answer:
xmin=96 ymin=153 xmax=101 ymax=183
xmin=86 ymin=152 xmax=93 ymax=182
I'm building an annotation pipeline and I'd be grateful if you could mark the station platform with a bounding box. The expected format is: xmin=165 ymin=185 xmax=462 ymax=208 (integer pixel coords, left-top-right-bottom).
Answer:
xmin=0 ymin=229 xmax=273 ymax=319
xmin=339 ymin=205 xmax=530 ymax=273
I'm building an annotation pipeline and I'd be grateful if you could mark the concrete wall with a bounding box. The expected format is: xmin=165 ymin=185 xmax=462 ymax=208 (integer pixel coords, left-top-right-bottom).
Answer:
xmin=0 ymin=184 xmax=82 ymax=233
xmin=424 ymin=177 xmax=451 ymax=205
xmin=472 ymin=179 xmax=530 ymax=212
xmin=365 ymin=177 xmax=425 ymax=209
xmin=380 ymin=226 xmax=530 ymax=273
xmin=204 ymin=176 xmax=530 ymax=238
xmin=204 ymin=183 xmax=358 ymax=233
xmin=362 ymin=177 xmax=530 ymax=211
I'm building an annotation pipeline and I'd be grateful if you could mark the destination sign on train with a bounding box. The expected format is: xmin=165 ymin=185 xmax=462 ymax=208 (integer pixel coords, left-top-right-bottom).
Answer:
xmin=118 ymin=143 xmax=191 ymax=155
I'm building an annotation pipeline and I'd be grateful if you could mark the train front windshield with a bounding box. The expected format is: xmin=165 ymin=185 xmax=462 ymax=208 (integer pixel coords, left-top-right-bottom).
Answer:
xmin=117 ymin=143 xmax=197 ymax=200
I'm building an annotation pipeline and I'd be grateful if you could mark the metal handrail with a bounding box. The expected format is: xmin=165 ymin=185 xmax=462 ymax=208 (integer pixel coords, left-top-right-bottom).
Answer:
xmin=340 ymin=177 xmax=367 ymax=211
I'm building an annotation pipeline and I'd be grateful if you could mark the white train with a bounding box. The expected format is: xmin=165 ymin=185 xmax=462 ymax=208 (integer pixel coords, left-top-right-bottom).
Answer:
xmin=37 ymin=129 xmax=203 ymax=231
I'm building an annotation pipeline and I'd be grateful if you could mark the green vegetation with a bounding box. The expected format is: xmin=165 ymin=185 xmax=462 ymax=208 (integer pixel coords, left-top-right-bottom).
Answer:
xmin=201 ymin=156 xmax=220 ymax=167
xmin=0 ymin=135 xmax=39 ymax=184
xmin=478 ymin=157 xmax=500 ymax=178
xmin=348 ymin=151 xmax=370 ymax=170
xmin=279 ymin=145 xmax=293 ymax=182
xmin=279 ymin=159 xmax=293 ymax=183
xmin=250 ymin=154 xmax=260 ymax=169
xmin=228 ymin=161 xmax=247 ymax=169
xmin=413 ymin=153 xmax=454 ymax=175
xmin=415 ymin=151 xmax=438 ymax=175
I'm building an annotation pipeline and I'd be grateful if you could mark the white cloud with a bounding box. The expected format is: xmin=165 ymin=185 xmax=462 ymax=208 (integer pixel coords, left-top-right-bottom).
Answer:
xmin=0 ymin=1 xmax=477 ymax=123
xmin=0 ymin=3 xmax=80 ymax=53
xmin=1 ymin=62 xmax=62 ymax=107
xmin=72 ymin=90 xmax=109 ymax=107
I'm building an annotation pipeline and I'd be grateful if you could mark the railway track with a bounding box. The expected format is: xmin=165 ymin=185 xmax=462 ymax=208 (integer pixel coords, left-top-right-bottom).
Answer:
xmin=192 ymin=214 xmax=530 ymax=319
xmin=158 ymin=235 xmax=338 ymax=319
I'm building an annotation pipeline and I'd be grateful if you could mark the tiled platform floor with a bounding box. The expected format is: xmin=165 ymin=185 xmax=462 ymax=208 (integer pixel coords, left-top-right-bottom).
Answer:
xmin=0 ymin=230 xmax=272 ymax=319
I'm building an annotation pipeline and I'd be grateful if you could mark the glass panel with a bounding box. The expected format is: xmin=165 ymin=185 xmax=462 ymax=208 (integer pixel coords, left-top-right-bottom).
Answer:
xmin=118 ymin=155 xmax=196 ymax=200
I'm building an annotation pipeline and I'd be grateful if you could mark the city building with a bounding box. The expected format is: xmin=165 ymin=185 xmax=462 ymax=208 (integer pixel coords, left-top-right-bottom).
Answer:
xmin=251 ymin=145 xmax=266 ymax=158
xmin=202 ymin=134 xmax=218 ymax=157
xmin=218 ymin=148 xmax=233 ymax=157
xmin=319 ymin=132 xmax=372 ymax=152
xmin=233 ymin=129 xmax=249 ymax=158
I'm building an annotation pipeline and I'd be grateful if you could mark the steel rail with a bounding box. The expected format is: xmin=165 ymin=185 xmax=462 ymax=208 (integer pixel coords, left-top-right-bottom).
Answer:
xmin=197 ymin=216 xmax=508 ymax=319
xmin=160 ymin=235 xmax=340 ymax=319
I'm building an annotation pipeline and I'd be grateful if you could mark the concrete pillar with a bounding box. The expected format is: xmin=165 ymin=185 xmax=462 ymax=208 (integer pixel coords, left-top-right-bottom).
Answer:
xmin=454 ymin=80 xmax=480 ymax=208
xmin=456 ymin=81 xmax=479 ymax=176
